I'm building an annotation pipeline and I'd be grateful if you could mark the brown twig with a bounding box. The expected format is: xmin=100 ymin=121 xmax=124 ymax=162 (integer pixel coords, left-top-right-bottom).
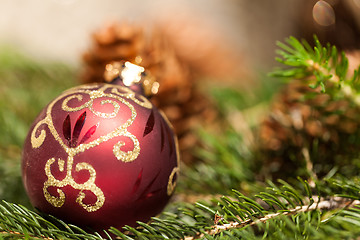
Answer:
xmin=184 ymin=196 xmax=360 ymax=240
xmin=301 ymin=146 xmax=317 ymax=187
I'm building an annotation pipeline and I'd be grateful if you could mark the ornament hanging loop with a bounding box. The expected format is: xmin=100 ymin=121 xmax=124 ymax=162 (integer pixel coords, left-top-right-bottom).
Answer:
xmin=104 ymin=61 xmax=159 ymax=97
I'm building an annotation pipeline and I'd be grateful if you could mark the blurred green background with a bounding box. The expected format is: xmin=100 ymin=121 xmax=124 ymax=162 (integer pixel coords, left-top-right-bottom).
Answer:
xmin=0 ymin=48 xmax=76 ymax=207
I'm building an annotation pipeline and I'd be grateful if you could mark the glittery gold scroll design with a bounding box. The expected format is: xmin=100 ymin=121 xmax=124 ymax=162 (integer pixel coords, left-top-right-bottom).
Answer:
xmin=158 ymin=110 xmax=181 ymax=196
xmin=30 ymin=84 xmax=152 ymax=212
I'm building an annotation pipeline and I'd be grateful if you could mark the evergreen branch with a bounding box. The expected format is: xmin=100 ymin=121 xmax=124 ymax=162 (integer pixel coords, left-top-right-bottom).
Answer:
xmin=0 ymin=200 xmax=106 ymax=240
xmin=0 ymin=230 xmax=48 ymax=240
xmin=116 ymin=177 xmax=360 ymax=239
xmin=271 ymin=36 xmax=360 ymax=104
xmin=2 ymin=176 xmax=360 ymax=239
xmin=185 ymin=197 xmax=360 ymax=240
xmin=179 ymin=128 xmax=254 ymax=195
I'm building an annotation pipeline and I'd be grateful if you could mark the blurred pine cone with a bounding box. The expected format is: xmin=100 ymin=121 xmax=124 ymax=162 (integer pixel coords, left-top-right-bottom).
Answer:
xmin=81 ymin=21 xmax=221 ymax=164
xmin=257 ymin=78 xmax=360 ymax=180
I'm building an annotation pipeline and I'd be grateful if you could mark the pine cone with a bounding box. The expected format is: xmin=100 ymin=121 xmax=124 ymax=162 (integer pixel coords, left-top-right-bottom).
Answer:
xmin=81 ymin=22 xmax=218 ymax=164
xmin=257 ymin=79 xmax=360 ymax=180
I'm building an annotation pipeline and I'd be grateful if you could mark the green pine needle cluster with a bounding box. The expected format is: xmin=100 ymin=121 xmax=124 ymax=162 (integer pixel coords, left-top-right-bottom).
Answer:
xmin=272 ymin=36 xmax=360 ymax=101
xmin=1 ymin=36 xmax=360 ymax=239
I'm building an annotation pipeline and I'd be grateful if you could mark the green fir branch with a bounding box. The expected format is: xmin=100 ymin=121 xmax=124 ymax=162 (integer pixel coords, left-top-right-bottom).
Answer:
xmin=0 ymin=200 xmax=106 ymax=240
xmin=271 ymin=36 xmax=360 ymax=104
xmin=2 ymin=177 xmax=360 ymax=239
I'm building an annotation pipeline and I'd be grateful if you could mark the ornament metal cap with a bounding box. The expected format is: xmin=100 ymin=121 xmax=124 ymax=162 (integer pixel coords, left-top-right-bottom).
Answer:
xmin=104 ymin=61 xmax=159 ymax=97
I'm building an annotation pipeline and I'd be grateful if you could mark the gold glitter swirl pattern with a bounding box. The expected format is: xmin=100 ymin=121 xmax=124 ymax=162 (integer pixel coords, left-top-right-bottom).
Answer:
xmin=167 ymin=136 xmax=181 ymax=196
xmin=43 ymin=158 xmax=66 ymax=208
xmin=43 ymin=157 xmax=105 ymax=212
xmin=31 ymin=119 xmax=47 ymax=148
xmin=74 ymin=162 xmax=105 ymax=212
xmin=61 ymin=94 xmax=88 ymax=112
xmin=113 ymin=130 xmax=140 ymax=163
xmin=62 ymin=92 xmax=121 ymax=119
xmin=31 ymin=84 xmax=153 ymax=212
xmin=167 ymin=167 xmax=180 ymax=196
xmin=160 ymin=111 xmax=181 ymax=196
xmin=110 ymin=86 xmax=152 ymax=109
xmin=93 ymin=99 xmax=120 ymax=118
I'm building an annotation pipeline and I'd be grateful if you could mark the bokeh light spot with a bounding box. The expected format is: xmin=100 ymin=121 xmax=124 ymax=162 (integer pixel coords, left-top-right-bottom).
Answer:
xmin=313 ymin=0 xmax=335 ymax=27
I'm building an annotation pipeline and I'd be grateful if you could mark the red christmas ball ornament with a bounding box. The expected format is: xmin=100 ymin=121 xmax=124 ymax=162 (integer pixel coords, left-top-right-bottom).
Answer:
xmin=22 ymin=61 xmax=180 ymax=232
